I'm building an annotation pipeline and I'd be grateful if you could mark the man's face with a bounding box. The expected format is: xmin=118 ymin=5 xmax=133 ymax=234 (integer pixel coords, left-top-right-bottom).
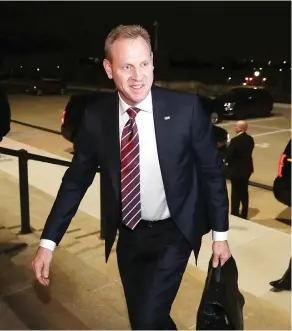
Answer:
xmin=103 ymin=36 xmax=154 ymax=106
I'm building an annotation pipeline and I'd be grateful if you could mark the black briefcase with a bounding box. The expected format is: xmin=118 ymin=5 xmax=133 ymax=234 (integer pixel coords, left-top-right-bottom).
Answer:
xmin=196 ymin=255 xmax=245 ymax=330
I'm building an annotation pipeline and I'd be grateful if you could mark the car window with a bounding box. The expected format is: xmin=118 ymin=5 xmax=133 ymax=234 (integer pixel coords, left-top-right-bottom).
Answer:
xmin=228 ymin=88 xmax=253 ymax=99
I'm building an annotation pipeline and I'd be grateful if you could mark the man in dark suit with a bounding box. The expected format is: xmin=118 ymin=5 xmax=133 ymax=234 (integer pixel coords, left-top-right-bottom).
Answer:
xmin=32 ymin=25 xmax=231 ymax=330
xmin=226 ymin=121 xmax=254 ymax=219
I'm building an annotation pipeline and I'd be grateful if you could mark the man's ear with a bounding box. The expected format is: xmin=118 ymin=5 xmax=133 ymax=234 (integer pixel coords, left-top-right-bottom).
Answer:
xmin=103 ymin=59 xmax=113 ymax=79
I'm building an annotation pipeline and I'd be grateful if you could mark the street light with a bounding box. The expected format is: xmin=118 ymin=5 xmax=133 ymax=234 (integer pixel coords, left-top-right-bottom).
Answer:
xmin=254 ymin=71 xmax=260 ymax=77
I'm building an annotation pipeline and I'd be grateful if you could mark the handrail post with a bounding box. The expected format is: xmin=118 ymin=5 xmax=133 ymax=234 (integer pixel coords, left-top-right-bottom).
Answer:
xmin=18 ymin=149 xmax=32 ymax=234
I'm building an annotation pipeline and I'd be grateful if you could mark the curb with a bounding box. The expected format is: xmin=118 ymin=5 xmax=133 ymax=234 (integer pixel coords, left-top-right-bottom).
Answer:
xmin=274 ymin=103 xmax=291 ymax=109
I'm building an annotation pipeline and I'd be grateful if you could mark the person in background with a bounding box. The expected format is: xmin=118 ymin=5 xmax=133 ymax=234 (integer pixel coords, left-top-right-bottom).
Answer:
xmin=270 ymin=155 xmax=291 ymax=292
xmin=270 ymin=258 xmax=291 ymax=291
xmin=226 ymin=120 xmax=254 ymax=219
xmin=0 ymin=87 xmax=11 ymax=142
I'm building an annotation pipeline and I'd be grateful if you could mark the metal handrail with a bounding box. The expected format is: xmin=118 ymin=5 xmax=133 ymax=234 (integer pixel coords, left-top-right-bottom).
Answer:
xmin=0 ymin=146 xmax=104 ymax=238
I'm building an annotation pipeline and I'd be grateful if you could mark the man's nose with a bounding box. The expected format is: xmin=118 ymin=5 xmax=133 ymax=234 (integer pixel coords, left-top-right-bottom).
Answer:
xmin=131 ymin=67 xmax=143 ymax=80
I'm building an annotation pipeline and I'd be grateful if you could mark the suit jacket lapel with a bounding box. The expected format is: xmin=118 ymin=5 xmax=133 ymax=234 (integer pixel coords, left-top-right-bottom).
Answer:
xmin=151 ymin=86 xmax=170 ymax=184
xmin=100 ymin=92 xmax=120 ymax=201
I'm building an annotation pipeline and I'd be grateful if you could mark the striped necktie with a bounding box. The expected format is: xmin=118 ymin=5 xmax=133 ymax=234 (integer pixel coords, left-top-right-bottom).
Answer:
xmin=120 ymin=107 xmax=141 ymax=229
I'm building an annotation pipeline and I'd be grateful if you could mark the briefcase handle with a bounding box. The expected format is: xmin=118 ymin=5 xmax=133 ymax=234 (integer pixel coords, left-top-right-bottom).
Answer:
xmin=214 ymin=260 xmax=222 ymax=283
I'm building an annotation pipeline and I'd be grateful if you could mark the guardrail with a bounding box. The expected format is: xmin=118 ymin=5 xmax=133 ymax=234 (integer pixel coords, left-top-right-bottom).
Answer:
xmin=0 ymin=146 xmax=105 ymax=239
xmin=0 ymin=145 xmax=273 ymax=240
xmin=248 ymin=181 xmax=273 ymax=191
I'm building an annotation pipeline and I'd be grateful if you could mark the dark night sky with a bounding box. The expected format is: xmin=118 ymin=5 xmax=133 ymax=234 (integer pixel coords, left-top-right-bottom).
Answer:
xmin=0 ymin=1 xmax=290 ymax=61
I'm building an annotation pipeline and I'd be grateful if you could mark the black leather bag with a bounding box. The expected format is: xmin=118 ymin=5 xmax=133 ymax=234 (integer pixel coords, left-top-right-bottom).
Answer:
xmin=196 ymin=255 xmax=245 ymax=330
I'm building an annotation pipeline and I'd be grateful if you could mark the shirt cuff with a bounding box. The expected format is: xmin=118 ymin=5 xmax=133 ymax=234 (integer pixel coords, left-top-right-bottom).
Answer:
xmin=212 ymin=230 xmax=228 ymax=241
xmin=40 ymin=239 xmax=57 ymax=251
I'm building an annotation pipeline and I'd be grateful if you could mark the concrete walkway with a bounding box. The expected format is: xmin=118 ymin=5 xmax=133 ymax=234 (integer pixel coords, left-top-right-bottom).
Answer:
xmin=0 ymin=136 xmax=291 ymax=329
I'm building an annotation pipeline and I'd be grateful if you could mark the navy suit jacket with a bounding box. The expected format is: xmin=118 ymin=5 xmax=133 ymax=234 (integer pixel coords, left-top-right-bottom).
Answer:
xmin=41 ymin=86 xmax=229 ymax=261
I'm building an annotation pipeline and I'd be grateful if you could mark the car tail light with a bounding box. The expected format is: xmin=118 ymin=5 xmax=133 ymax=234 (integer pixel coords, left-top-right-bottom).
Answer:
xmin=61 ymin=110 xmax=66 ymax=124
xmin=277 ymin=154 xmax=286 ymax=178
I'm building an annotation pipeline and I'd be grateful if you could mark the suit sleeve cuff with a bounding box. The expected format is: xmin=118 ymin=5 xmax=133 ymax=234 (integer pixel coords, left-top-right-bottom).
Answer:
xmin=40 ymin=239 xmax=57 ymax=251
xmin=212 ymin=230 xmax=228 ymax=241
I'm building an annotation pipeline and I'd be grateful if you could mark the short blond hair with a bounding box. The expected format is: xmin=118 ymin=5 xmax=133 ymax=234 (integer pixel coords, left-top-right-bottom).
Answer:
xmin=104 ymin=24 xmax=152 ymax=61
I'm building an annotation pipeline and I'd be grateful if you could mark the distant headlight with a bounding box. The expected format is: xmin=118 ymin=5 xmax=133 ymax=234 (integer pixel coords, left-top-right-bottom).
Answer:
xmin=224 ymin=102 xmax=235 ymax=110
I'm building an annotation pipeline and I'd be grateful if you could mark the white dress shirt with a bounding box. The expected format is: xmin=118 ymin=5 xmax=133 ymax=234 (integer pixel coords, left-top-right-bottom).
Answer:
xmin=40 ymin=92 xmax=227 ymax=251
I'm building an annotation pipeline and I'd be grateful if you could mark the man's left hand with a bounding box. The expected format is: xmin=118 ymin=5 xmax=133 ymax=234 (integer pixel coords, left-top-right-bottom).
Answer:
xmin=212 ymin=240 xmax=231 ymax=267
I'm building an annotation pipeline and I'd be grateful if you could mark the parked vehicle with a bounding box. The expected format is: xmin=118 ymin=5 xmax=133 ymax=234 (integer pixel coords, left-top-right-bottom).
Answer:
xmin=61 ymin=91 xmax=108 ymax=144
xmin=199 ymin=94 xmax=223 ymax=124
xmin=25 ymin=77 xmax=66 ymax=96
xmin=212 ymin=125 xmax=229 ymax=161
xmin=211 ymin=86 xmax=274 ymax=122
xmin=273 ymin=139 xmax=291 ymax=207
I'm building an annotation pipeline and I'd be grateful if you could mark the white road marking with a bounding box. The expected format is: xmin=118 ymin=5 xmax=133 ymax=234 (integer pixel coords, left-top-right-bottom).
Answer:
xmin=252 ymin=129 xmax=291 ymax=138
xmin=218 ymin=116 xmax=284 ymax=127
xmin=249 ymin=124 xmax=290 ymax=130
xmin=217 ymin=122 xmax=233 ymax=127
xmin=246 ymin=116 xmax=285 ymax=123
xmin=255 ymin=143 xmax=270 ymax=148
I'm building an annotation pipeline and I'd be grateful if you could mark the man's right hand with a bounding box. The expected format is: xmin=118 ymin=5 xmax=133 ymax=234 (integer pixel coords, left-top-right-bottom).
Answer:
xmin=31 ymin=247 xmax=53 ymax=286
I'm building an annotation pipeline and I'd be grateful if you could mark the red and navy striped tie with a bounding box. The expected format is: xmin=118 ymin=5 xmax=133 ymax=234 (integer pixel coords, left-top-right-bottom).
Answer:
xmin=121 ymin=107 xmax=141 ymax=229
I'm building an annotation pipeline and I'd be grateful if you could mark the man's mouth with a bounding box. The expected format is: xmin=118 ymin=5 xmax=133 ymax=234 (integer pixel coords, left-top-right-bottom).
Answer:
xmin=130 ymin=85 xmax=144 ymax=90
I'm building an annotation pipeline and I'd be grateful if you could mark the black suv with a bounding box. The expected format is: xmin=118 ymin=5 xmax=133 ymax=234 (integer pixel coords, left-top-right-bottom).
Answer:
xmin=25 ymin=77 xmax=66 ymax=96
xmin=212 ymin=86 xmax=274 ymax=121
xmin=273 ymin=139 xmax=291 ymax=207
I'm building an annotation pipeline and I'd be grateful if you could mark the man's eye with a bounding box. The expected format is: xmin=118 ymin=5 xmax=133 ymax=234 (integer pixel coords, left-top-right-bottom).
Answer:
xmin=123 ymin=65 xmax=131 ymax=71
xmin=142 ymin=62 xmax=149 ymax=67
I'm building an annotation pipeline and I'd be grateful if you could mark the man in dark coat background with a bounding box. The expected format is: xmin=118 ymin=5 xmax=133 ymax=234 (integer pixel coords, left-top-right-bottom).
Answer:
xmin=226 ymin=120 xmax=254 ymax=219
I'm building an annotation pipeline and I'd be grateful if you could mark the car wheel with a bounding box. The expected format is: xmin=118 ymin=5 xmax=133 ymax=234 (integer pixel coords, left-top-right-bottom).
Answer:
xmin=210 ymin=112 xmax=219 ymax=124
xmin=36 ymin=89 xmax=43 ymax=96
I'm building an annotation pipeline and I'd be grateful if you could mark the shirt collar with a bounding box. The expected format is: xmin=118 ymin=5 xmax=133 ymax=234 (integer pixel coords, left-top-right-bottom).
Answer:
xmin=118 ymin=91 xmax=153 ymax=115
